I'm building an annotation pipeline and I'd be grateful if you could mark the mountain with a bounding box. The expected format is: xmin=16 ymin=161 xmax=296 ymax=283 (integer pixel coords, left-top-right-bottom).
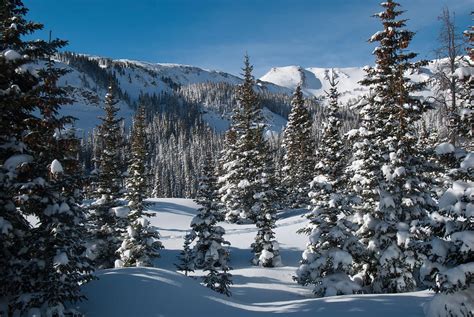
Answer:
xmin=53 ymin=53 xmax=443 ymax=135
xmin=259 ymin=63 xmax=436 ymax=105
xmin=54 ymin=53 xmax=291 ymax=134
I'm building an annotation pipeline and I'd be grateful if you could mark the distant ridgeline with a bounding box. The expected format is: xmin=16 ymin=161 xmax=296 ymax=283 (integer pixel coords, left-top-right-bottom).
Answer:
xmin=57 ymin=52 xmax=360 ymax=198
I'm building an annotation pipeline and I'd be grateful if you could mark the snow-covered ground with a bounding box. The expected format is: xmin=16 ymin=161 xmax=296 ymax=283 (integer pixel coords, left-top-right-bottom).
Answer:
xmin=76 ymin=198 xmax=433 ymax=316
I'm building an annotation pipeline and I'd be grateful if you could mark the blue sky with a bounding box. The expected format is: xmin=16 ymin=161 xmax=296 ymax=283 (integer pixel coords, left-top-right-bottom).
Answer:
xmin=25 ymin=0 xmax=472 ymax=77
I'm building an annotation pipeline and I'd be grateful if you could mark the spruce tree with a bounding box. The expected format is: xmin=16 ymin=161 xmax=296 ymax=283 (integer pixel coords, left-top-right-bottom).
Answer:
xmin=191 ymin=154 xmax=230 ymax=269
xmin=202 ymin=262 xmax=233 ymax=297
xmin=250 ymin=129 xmax=281 ymax=267
xmin=0 ymin=0 xmax=43 ymax=307
xmin=175 ymin=232 xmax=195 ymax=276
xmin=88 ymin=85 xmax=127 ymax=269
xmin=1 ymin=1 xmax=93 ymax=314
xmin=218 ymin=55 xmax=265 ymax=224
xmin=425 ymin=21 xmax=474 ymax=317
xmin=347 ymin=0 xmax=436 ymax=293
xmin=17 ymin=51 xmax=95 ymax=315
xmin=425 ymin=152 xmax=473 ymax=317
xmin=295 ymin=74 xmax=362 ymax=296
xmin=119 ymin=106 xmax=163 ymax=267
xmin=281 ymin=84 xmax=315 ymax=208
xmin=218 ymin=55 xmax=280 ymax=266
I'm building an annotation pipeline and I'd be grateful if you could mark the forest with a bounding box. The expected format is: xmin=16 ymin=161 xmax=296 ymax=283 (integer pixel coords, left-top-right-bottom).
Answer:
xmin=0 ymin=1 xmax=472 ymax=316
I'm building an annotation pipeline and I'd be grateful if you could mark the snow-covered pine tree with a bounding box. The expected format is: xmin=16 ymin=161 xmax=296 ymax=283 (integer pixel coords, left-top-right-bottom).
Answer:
xmin=425 ymin=152 xmax=473 ymax=317
xmin=119 ymin=106 xmax=163 ymax=267
xmin=348 ymin=0 xmax=436 ymax=293
xmin=0 ymin=0 xmax=43 ymax=307
xmin=250 ymin=127 xmax=281 ymax=267
xmin=217 ymin=55 xmax=280 ymax=266
xmin=295 ymin=73 xmax=362 ymax=296
xmin=16 ymin=46 xmax=95 ymax=315
xmin=175 ymin=232 xmax=195 ymax=276
xmin=88 ymin=85 xmax=127 ymax=269
xmin=281 ymin=84 xmax=315 ymax=208
xmin=1 ymin=2 xmax=93 ymax=315
xmin=191 ymin=153 xmax=230 ymax=269
xmin=425 ymin=21 xmax=474 ymax=317
xmin=218 ymin=55 xmax=266 ymax=224
xmin=202 ymin=262 xmax=233 ymax=297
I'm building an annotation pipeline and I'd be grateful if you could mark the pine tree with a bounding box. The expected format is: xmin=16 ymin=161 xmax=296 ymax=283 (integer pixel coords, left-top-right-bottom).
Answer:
xmin=425 ymin=152 xmax=473 ymax=317
xmin=175 ymin=232 xmax=195 ymax=276
xmin=250 ymin=129 xmax=281 ymax=267
xmin=88 ymin=85 xmax=127 ymax=269
xmin=16 ymin=49 xmax=95 ymax=315
xmin=347 ymin=0 xmax=436 ymax=293
xmin=191 ymin=154 xmax=230 ymax=269
xmin=202 ymin=262 xmax=233 ymax=297
xmin=218 ymin=55 xmax=266 ymax=224
xmin=281 ymin=84 xmax=315 ymax=208
xmin=0 ymin=1 xmax=44 ymax=307
xmin=119 ymin=106 xmax=163 ymax=267
xmin=424 ymin=19 xmax=474 ymax=317
xmin=1 ymin=1 xmax=93 ymax=314
xmin=217 ymin=55 xmax=280 ymax=266
xmin=295 ymin=74 xmax=362 ymax=296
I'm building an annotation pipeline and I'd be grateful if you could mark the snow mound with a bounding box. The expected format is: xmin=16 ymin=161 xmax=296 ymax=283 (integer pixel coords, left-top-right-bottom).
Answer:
xmin=50 ymin=159 xmax=64 ymax=174
xmin=435 ymin=142 xmax=455 ymax=155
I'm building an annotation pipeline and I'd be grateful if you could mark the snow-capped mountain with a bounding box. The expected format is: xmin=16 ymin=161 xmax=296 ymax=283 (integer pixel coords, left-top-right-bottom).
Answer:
xmin=259 ymin=63 xmax=437 ymax=104
xmin=53 ymin=53 xmax=443 ymax=135
xmin=54 ymin=53 xmax=291 ymax=134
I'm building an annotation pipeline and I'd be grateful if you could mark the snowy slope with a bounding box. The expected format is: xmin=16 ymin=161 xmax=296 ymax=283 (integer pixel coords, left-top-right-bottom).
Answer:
xmin=51 ymin=55 xmax=291 ymax=134
xmin=75 ymin=198 xmax=433 ymax=317
xmin=51 ymin=54 xmax=444 ymax=134
xmin=260 ymin=62 xmax=437 ymax=105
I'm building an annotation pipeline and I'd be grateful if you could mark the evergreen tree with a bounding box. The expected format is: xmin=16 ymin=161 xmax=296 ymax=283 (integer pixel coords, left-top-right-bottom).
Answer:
xmin=218 ymin=55 xmax=266 ymax=224
xmin=0 ymin=0 xmax=43 ymax=307
xmin=119 ymin=106 xmax=163 ymax=267
xmin=17 ymin=50 xmax=95 ymax=315
xmin=191 ymin=154 xmax=230 ymax=269
xmin=295 ymin=74 xmax=361 ymax=296
xmin=425 ymin=152 xmax=473 ymax=317
xmin=425 ymin=20 xmax=474 ymax=317
xmin=250 ymin=129 xmax=281 ymax=267
xmin=347 ymin=0 xmax=436 ymax=293
xmin=175 ymin=232 xmax=195 ymax=276
xmin=1 ymin=1 xmax=93 ymax=314
xmin=88 ymin=85 xmax=127 ymax=269
xmin=281 ymin=84 xmax=315 ymax=208
xmin=202 ymin=262 xmax=233 ymax=297
xmin=217 ymin=55 xmax=281 ymax=266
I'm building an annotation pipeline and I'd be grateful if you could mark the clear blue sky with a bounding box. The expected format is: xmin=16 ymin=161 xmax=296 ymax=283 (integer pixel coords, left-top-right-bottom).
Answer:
xmin=25 ymin=0 xmax=472 ymax=77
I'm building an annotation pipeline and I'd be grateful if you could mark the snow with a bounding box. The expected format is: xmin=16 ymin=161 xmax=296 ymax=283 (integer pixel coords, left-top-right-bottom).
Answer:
xmin=53 ymin=252 xmax=69 ymax=266
xmin=0 ymin=217 xmax=13 ymax=234
xmin=50 ymin=159 xmax=64 ymax=174
xmin=111 ymin=206 xmax=130 ymax=218
xmin=453 ymin=66 xmax=474 ymax=80
xmin=460 ymin=152 xmax=474 ymax=170
xmin=74 ymin=198 xmax=434 ymax=316
xmin=238 ymin=179 xmax=251 ymax=189
xmin=435 ymin=142 xmax=455 ymax=155
xmin=425 ymin=286 xmax=474 ymax=317
xmin=451 ymin=231 xmax=474 ymax=253
xmin=3 ymin=154 xmax=33 ymax=171
xmin=260 ymin=66 xmax=368 ymax=105
xmin=2 ymin=49 xmax=22 ymax=61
